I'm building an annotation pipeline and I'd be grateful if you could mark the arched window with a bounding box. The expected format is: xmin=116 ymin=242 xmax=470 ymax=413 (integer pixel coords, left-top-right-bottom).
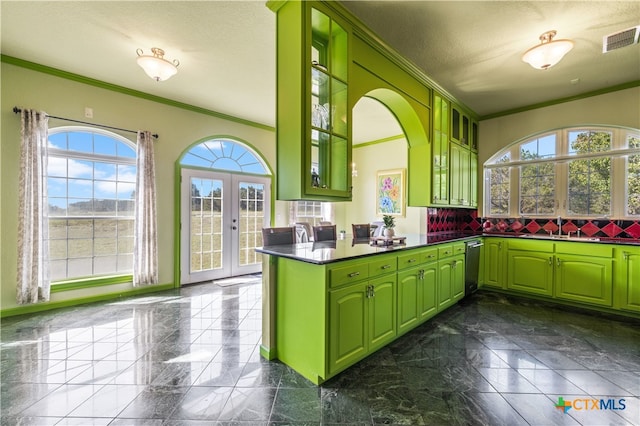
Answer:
xmin=47 ymin=127 xmax=136 ymax=281
xmin=181 ymin=138 xmax=268 ymax=174
xmin=484 ymin=126 xmax=640 ymax=218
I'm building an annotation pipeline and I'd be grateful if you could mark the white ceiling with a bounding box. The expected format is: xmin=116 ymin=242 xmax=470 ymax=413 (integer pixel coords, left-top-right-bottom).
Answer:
xmin=2 ymin=1 xmax=639 ymax=144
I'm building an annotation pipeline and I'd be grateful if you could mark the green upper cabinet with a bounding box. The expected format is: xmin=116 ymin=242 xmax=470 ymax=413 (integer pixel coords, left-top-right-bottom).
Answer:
xmin=273 ymin=1 xmax=352 ymax=201
xmin=432 ymin=96 xmax=478 ymax=208
xmin=432 ymin=92 xmax=449 ymax=205
xmin=451 ymin=104 xmax=478 ymax=149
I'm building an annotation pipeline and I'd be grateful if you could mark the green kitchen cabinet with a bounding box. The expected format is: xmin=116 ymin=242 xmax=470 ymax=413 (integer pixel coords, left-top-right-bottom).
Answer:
xmin=554 ymin=242 xmax=613 ymax=307
xmin=437 ymin=243 xmax=465 ymax=310
xmin=328 ymin=280 xmax=367 ymax=374
xmin=397 ymin=247 xmax=437 ymax=334
xmin=482 ymin=238 xmax=506 ymax=289
xmin=450 ymin=142 xmax=471 ymax=206
xmin=471 ymin=120 xmax=479 ymax=152
xmin=434 ymin=98 xmax=478 ymax=208
xmin=273 ymin=1 xmax=352 ymax=201
xmin=507 ymin=249 xmax=554 ymax=297
xmin=368 ymin=275 xmax=397 ymax=352
xmin=619 ymin=247 xmax=640 ymax=313
xmin=432 ymin=92 xmax=450 ymax=205
xmin=397 ymin=266 xmax=421 ymax=335
xmin=328 ymin=273 xmax=396 ymax=375
xmin=450 ymin=103 xmax=474 ymax=148
xmin=397 ymin=251 xmax=438 ymax=335
xmin=469 ymin=151 xmax=478 ymax=208
xmin=420 ymin=262 xmax=438 ymax=321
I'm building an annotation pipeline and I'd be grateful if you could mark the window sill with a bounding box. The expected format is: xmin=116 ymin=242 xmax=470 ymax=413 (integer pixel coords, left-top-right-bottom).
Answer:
xmin=51 ymin=275 xmax=133 ymax=293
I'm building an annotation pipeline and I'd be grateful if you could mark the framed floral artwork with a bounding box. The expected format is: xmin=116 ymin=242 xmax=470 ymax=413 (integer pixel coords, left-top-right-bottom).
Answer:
xmin=376 ymin=168 xmax=405 ymax=217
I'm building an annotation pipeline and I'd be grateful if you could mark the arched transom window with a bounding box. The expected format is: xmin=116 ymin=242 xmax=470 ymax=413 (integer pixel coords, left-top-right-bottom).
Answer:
xmin=181 ymin=138 xmax=268 ymax=174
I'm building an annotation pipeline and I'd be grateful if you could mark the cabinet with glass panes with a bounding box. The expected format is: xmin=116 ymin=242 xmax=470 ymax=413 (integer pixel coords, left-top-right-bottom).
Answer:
xmin=272 ymin=1 xmax=352 ymax=201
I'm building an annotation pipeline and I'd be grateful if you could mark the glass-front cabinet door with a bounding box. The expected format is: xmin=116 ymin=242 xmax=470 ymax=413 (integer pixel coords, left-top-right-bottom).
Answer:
xmin=309 ymin=7 xmax=349 ymax=196
xmin=272 ymin=1 xmax=352 ymax=201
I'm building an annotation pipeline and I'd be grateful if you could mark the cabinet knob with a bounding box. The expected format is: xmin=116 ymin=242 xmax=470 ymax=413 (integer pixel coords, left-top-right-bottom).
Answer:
xmin=382 ymin=264 xmax=391 ymax=269
xmin=408 ymin=258 xmax=417 ymax=263
xmin=348 ymin=271 xmax=360 ymax=278
xmin=623 ymin=251 xmax=629 ymax=261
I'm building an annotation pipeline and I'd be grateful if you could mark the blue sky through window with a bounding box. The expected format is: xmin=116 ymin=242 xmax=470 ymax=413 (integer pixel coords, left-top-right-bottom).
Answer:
xmin=181 ymin=139 xmax=268 ymax=175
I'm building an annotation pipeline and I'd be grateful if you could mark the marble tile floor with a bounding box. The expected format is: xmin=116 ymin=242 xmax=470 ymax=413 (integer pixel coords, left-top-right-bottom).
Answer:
xmin=1 ymin=279 xmax=639 ymax=425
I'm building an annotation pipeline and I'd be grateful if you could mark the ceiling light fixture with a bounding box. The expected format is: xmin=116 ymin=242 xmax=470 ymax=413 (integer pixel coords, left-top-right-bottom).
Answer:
xmin=522 ymin=30 xmax=574 ymax=70
xmin=136 ymin=47 xmax=179 ymax=81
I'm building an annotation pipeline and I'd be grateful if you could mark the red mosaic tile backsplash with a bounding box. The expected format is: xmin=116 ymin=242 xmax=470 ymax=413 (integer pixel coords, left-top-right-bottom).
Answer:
xmin=427 ymin=208 xmax=640 ymax=241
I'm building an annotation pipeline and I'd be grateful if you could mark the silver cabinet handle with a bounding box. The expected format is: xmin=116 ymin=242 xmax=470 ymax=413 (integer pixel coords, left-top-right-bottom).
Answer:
xmin=348 ymin=272 xmax=360 ymax=278
xmin=408 ymin=259 xmax=417 ymax=263
xmin=548 ymin=257 xmax=552 ymax=266
xmin=382 ymin=264 xmax=391 ymax=269
xmin=623 ymin=251 xmax=629 ymax=261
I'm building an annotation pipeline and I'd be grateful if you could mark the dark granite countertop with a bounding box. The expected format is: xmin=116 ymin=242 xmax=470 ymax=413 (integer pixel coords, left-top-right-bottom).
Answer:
xmin=482 ymin=232 xmax=640 ymax=246
xmin=255 ymin=232 xmax=480 ymax=265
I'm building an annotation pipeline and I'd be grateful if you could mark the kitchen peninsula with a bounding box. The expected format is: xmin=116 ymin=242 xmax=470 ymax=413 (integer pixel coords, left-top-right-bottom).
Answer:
xmin=256 ymin=233 xmax=477 ymax=384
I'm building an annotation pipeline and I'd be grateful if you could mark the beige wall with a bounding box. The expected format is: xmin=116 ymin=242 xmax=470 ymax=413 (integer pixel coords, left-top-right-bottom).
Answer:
xmin=1 ymin=63 xmax=281 ymax=310
xmin=334 ymin=137 xmax=426 ymax=236
xmin=478 ymin=87 xmax=640 ymax=216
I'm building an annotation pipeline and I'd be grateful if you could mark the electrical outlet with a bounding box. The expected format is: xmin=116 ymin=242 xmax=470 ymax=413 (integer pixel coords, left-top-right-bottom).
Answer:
xmin=84 ymin=107 xmax=93 ymax=118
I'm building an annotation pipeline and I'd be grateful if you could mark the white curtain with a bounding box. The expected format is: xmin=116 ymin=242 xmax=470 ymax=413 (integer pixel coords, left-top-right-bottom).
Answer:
xmin=16 ymin=109 xmax=50 ymax=304
xmin=133 ymin=131 xmax=158 ymax=286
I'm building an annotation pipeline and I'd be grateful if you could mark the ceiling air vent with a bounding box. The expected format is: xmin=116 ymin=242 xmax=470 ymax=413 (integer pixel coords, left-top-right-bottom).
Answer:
xmin=603 ymin=26 xmax=640 ymax=53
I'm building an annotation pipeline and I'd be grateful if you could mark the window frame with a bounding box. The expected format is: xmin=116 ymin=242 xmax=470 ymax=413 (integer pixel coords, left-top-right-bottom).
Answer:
xmin=47 ymin=126 xmax=137 ymax=287
xmin=484 ymin=125 xmax=640 ymax=219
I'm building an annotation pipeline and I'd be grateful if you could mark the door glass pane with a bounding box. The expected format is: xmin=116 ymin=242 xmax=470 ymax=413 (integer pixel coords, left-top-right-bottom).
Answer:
xmin=238 ymin=182 xmax=265 ymax=266
xmin=190 ymin=177 xmax=223 ymax=273
xmin=331 ymin=135 xmax=348 ymax=192
xmin=331 ymin=21 xmax=348 ymax=81
xmin=331 ymin=78 xmax=347 ymax=136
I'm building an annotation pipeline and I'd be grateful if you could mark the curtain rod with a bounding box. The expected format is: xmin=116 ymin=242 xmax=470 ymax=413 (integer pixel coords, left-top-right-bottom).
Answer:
xmin=13 ymin=107 xmax=159 ymax=139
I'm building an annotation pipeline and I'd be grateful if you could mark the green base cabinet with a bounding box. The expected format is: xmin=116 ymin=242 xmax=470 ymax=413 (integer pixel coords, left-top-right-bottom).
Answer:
xmin=272 ymin=240 xmax=476 ymax=384
xmin=619 ymin=247 xmax=640 ymax=313
xmin=328 ymin=274 xmax=396 ymax=376
xmin=368 ymin=275 xmax=397 ymax=352
xmin=437 ymin=243 xmax=465 ymax=310
xmin=482 ymin=238 xmax=506 ymax=289
xmin=420 ymin=262 xmax=438 ymax=320
xmin=507 ymin=249 xmax=554 ymax=296
xmin=329 ymin=282 xmax=368 ymax=375
xmin=396 ymin=262 xmax=438 ymax=335
xmin=397 ymin=266 xmax=421 ymax=335
xmin=555 ymin=254 xmax=612 ymax=307
xmin=489 ymin=238 xmax=633 ymax=317
xmin=397 ymin=247 xmax=439 ymax=334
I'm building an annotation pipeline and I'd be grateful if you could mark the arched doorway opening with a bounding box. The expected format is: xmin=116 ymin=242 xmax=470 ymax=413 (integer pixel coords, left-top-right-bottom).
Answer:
xmin=178 ymin=137 xmax=272 ymax=284
xmin=348 ymin=88 xmax=429 ymax=234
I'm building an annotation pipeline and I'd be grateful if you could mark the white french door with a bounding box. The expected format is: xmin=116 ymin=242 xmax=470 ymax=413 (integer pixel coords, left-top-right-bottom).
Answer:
xmin=180 ymin=169 xmax=270 ymax=284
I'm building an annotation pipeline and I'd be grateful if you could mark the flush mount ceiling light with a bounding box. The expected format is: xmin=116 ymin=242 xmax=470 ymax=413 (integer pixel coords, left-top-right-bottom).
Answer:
xmin=136 ymin=47 xmax=179 ymax=81
xmin=522 ymin=30 xmax=574 ymax=70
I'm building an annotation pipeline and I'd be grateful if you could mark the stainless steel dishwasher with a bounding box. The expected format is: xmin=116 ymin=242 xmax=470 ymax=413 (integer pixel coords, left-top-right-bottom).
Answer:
xmin=465 ymin=239 xmax=483 ymax=297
